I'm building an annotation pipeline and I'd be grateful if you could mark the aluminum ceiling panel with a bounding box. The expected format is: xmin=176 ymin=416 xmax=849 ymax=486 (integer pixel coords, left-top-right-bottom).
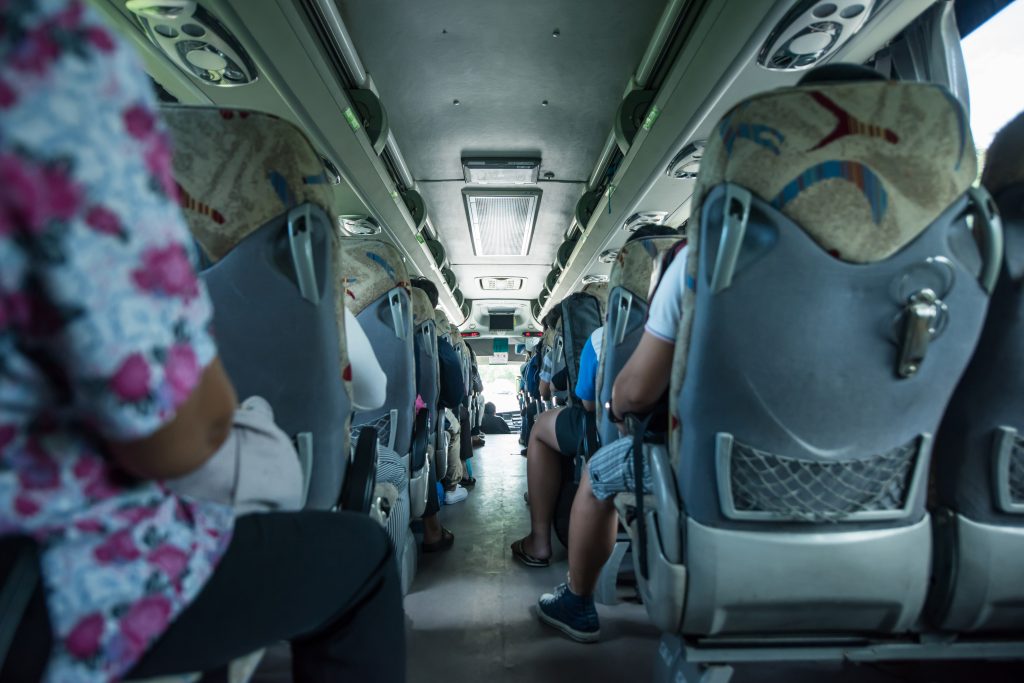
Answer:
xmin=337 ymin=0 xmax=666 ymax=182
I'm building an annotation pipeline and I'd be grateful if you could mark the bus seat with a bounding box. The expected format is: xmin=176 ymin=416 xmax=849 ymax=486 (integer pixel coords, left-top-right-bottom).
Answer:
xmin=434 ymin=309 xmax=452 ymax=477
xmin=596 ymin=235 xmax=684 ymax=445
xmin=410 ymin=287 xmax=439 ymax=518
xmin=624 ymin=77 xmax=995 ymax=638
xmin=930 ymin=113 xmax=1024 ymax=633
xmin=163 ymin=106 xmax=355 ymax=513
xmin=341 ymin=237 xmax=415 ymax=584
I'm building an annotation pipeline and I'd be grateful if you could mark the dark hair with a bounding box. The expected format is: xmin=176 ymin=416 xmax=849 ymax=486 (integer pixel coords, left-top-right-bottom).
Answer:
xmin=543 ymin=304 xmax=562 ymax=330
xmin=410 ymin=277 xmax=439 ymax=308
xmin=484 ymin=402 xmax=496 ymax=415
xmin=627 ymin=223 xmax=678 ymax=243
xmin=797 ymin=63 xmax=885 ymax=86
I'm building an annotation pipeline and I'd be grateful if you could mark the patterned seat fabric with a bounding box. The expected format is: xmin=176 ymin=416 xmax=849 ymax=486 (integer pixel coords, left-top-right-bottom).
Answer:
xmin=435 ymin=309 xmax=452 ymax=340
xmin=340 ymin=238 xmax=411 ymax=316
xmin=162 ymin=107 xmax=335 ymax=262
xmin=580 ymin=281 xmax=609 ymax=313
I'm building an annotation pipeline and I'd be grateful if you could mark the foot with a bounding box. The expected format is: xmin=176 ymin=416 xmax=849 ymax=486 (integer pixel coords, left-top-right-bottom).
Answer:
xmin=510 ymin=534 xmax=549 ymax=566
xmin=537 ymin=583 xmax=600 ymax=643
xmin=445 ymin=485 xmax=469 ymax=504
xmin=422 ymin=526 xmax=455 ymax=553
xmin=459 ymin=477 xmax=476 ymax=488
xmin=472 ymin=435 xmax=485 ymax=449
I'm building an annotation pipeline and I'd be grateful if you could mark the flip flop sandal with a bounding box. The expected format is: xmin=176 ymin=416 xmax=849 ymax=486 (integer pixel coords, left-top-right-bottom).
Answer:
xmin=511 ymin=538 xmax=549 ymax=568
xmin=460 ymin=477 xmax=477 ymax=487
xmin=422 ymin=527 xmax=455 ymax=553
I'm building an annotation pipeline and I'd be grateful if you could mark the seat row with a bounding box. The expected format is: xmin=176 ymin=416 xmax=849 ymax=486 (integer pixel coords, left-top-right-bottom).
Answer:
xmin=539 ymin=76 xmax=1023 ymax=680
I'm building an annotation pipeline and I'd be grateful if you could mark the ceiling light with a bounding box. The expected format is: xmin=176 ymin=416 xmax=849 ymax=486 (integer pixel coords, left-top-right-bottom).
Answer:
xmin=666 ymin=141 xmax=705 ymax=179
xmin=338 ymin=215 xmax=382 ymax=236
xmin=478 ymin=277 xmax=524 ymax=291
xmin=462 ymin=158 xmax=541 ymax=185
xmin=623 ymin=211 xmax=668 ymax=232
xmin=463 ymin=189 xmax=540 ymax=256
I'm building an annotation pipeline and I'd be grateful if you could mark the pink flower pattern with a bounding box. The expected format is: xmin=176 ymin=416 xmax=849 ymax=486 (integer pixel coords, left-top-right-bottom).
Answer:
xmin=132 ymin=244 xmax=200 ymax=301
xmin=0 ymin=3 xmax=232 ymax=681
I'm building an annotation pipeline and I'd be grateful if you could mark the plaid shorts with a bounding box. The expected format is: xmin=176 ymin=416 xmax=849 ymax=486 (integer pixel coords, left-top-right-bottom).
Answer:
xmin=587 ymin=435 xmax=654 ymax=500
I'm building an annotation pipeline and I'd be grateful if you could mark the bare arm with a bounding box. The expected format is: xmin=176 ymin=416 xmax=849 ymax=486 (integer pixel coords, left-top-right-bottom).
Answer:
xmin=107 ymin=358 xmax=237 ymax=480
xmin=610 ymin=332 xmax=674 ymax=419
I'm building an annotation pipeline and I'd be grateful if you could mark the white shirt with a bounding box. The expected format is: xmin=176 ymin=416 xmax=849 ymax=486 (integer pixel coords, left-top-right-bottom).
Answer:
xmin=644 ymin=245 xmax=690 ymax=343
xmin=344 ymin=307 xmax=388 ymax=411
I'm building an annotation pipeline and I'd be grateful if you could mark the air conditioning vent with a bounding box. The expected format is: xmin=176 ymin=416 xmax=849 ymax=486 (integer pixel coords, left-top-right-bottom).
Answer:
xmin=478 ymin=277 xmax=524 ymax=291
xmin=463 ymin=189 xmax=541 ymax=256
xmin=583 ymin=274 xmax=608 ymax=284
xmin=758 ymin=0 xmax=875 ymax=72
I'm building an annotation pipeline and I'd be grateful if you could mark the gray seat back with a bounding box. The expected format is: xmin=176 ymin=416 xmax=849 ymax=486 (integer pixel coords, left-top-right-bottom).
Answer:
xmin=201 ymin=204 xmax=348 ymax=509
xmin=647 ymin=79 xmax=995 ymax=637
xmin=597 ymin=237 xmax=683 ymax=443
xmin=930 ymin=119 xmax=1024 ymax=632
xmin=342 ymin=239 xmax=415 ymax=458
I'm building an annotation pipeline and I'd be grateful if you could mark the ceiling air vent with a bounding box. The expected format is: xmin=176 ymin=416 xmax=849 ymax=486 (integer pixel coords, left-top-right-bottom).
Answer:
xmin=758 ymin=1 xmax=875 ymax=71
xmin=463 ymin=158 xmax=540 ymax=185
xmin=478 ymin=277 xmax=524 ymax=291
xmin=463 ymin=189 xmax=541 ymax=256
xmin=599 ymin=249 xmax=619 ymax=264
xmin=338 ymin=215 xmax=381 ymax=236
xmin=126 ymin=1 xmax=257 ymax=87
xmin=667 ymin=141 xmax=706 ymax=179
xmin=583 ymin=274 xmax=608 ymax=284
xmin=623 ymin=211 xmax=669 ymax=232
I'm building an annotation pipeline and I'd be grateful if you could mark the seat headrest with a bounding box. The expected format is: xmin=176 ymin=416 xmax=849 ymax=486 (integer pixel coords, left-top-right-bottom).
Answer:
xmin=162 ymin=106 xmax=334 ymax=261
xmin=694 ymin=78 xmax=976 ymax=263
xmin=340 ymin=238 xmax=410 ymax=315
xmin=434 ymin=308 xmax=451 ymax=334
xmin=580 ymin=282 xmax=609 ymax=307
xmin=411 ymin=288 xmax=435 ymax=328
xmin=982 ymin=111 xmax=1024 ymax=197
xmin=611 ymin=236 xmax=683 ymax=301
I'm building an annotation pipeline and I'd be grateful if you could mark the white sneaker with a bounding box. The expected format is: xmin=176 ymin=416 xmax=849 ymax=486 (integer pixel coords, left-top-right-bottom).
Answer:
xmin=445 ymin=485 xmax=469 ymax=504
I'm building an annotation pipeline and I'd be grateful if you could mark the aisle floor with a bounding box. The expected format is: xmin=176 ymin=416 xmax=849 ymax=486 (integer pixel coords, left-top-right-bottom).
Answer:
xmin=255 ymin=433 xmax=1024 ymax=682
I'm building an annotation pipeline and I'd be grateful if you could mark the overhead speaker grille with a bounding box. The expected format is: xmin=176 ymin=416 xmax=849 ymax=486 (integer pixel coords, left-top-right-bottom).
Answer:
xmin=758 ymin=1 xmax=875 ymax=72
xmin=463 ymin=189 xmax=541 ymax=257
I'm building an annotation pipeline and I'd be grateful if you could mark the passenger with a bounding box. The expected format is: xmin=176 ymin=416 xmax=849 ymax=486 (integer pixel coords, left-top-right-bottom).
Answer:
xmin=0 ymin=3 xmax=405 ymax=681
xmin=519 ymin=340 xmax=544 ymax=454
xmin=480 ymin=402 xmax=512 ymax=435
xmin=536 ymin=225 xmax=685 ymax=642
xmin=411 ymin=278 xmax=465 ymax=549
xmin=511 ymin=225 xmax=678 ymax=570
xmin=442 ymin=407 xmax=469 ymax=503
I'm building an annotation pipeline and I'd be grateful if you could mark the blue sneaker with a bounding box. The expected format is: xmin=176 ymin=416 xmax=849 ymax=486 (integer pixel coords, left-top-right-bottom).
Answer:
xmin=537 ymin=583 xmax=600 ymax=643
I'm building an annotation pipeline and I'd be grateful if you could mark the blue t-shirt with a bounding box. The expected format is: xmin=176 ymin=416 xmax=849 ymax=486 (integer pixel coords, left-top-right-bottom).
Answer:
xmin=574 ymin=329 xmax=602 ymax=402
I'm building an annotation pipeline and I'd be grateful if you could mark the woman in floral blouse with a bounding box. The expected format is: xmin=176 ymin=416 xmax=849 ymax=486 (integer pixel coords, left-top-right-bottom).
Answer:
xmin=0 ymin=2 xmax=404 ymax=681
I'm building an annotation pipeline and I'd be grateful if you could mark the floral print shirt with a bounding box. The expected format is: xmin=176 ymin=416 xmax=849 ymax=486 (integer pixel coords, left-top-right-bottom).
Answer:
xmin=0 ymin=1 xmax=234 ymax=680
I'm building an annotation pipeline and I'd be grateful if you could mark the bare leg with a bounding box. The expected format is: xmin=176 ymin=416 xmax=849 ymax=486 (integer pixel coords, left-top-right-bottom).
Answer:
xmin=567 ymin=468 xmax=618 ymax=597
xmin=519 ymin=408 xmax=565 ymax=560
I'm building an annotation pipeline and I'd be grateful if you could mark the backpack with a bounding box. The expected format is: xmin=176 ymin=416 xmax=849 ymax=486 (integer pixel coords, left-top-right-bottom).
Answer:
xmin=525 ymin=353 xmax=541 ymax=398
